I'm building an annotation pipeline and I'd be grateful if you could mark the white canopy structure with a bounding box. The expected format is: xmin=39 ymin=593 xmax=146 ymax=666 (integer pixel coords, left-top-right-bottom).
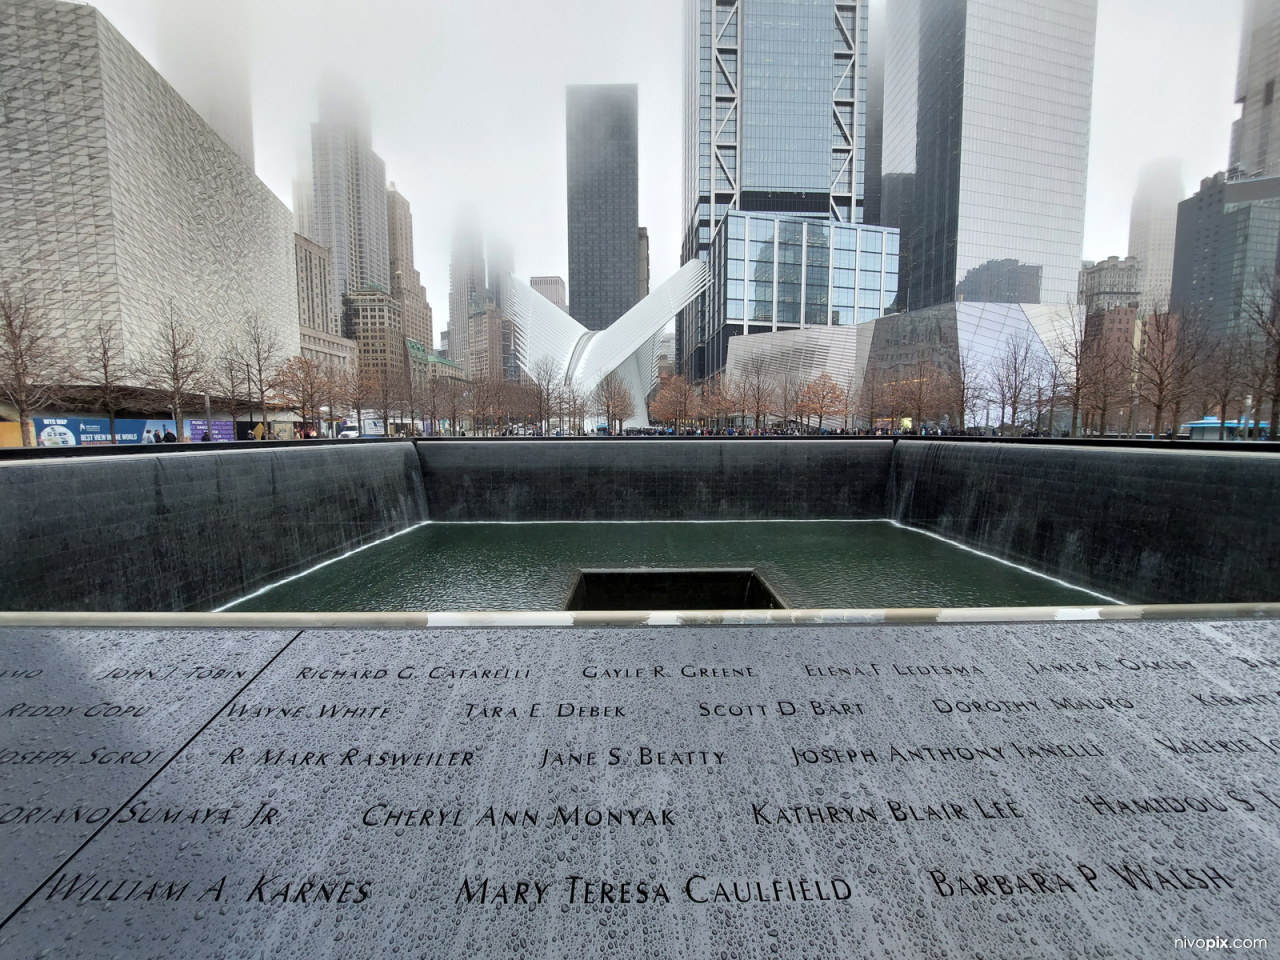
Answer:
xmin=503 ymin=259 xmax=711 ymax=426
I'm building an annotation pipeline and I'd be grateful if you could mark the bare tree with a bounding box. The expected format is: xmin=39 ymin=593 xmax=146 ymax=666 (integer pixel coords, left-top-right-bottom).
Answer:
xmin=734 ymin=354 xmax=776 ymax=433
xmin=208 ymin=346 xmax=253 ymax=433
xmin=139 ymin=303 xmax=207 ymax=442
xmin=940 ymin=351 xmax=985 ymax=433
xmin=990 ymin=338 xmax=1036 ymax=436
xmin=80 ymin=315 xmax=128 ymax=442
xmin=423 ymin=374 xmax=444 ymax=435
xmin=342 ymin=363 xmax=377 ymax=435
xmin=1200 ymin=332 xmax=1250 ymax=440
xmin=0 ymin=284 xmax=75 ymax=446
xmin=1133 ymin=310 xmax=1212 ymax=438
xmin=528 ymin=355 xmax=563 ymax=435
xmin=701 ymin=375 xmax=735 ymax=434
xmin=442 ymin=376 xmax=469 ymax=435
xmin=372 ymin=367 xmax=397 ymax=436
xmin=650 ymin=374 xmax=699 ymax=429
xmin=774 ymin=370 xmax=805 ymax=430
xmin=855 ymin=364 xmax=885 ymax=433
xmin=888 ymin=360 xmax=944 ymax=434
xmin=318 ymin=359 xmax=345 ymax=437
xmin=241 ymin=311 xmax=285 ymax=435
xmin=1244 ymin=276 xmax=1280 ymax=439
xmin=796 ymin=372 xmax=845 ymax=433
xmin=592 ymin=371 xmax=635 ymax=434
xmin=274 ymin=355 xmax=326 ymax=437
xmin=1053 ymin=306 xmax=1092 ymax=437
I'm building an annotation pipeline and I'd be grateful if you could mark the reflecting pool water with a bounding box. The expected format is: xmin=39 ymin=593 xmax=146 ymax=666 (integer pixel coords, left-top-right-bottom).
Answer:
xmin=227 ymin=521 xmax=1112 ymax=612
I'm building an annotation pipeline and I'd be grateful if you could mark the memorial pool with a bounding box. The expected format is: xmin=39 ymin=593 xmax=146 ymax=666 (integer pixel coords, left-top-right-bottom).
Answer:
xmin=226 ymin=520 xmax=1113 ymax=611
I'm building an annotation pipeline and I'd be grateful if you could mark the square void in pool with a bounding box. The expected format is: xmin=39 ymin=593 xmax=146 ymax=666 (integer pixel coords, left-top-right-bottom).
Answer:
xmin=564 ymin=567 xmax=788 ymax=611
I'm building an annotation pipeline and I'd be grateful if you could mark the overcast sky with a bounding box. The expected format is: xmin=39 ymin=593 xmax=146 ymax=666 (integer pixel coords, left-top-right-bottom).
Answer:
xmin=96 ymin=0 xmax=1242 ymax=348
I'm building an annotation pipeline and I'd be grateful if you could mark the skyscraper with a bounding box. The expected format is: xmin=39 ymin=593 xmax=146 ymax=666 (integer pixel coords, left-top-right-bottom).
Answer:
xmin=387 ymin=183 xmax=432 ymax=350
xmin=1171 ymin=172 xmax=1280 ymax=340
xmin=566 ymin=84 xmax=640 ymax=331
xmin=310 ymin=78 xmax=390 ymax=304
xmin=638 ymin=227 xmax=651 ymax=300
xmin=156 ymin=0 xmax=255 ymax=169
xmin=881 ymin=0 xmax=1097 ymax=312
xmin=531 ymin=277 xmax=568 ymax=310
xmin=1231 ymin=0 xmax=1280 ymax=178
xmin=447 ymin=212 xmax=486 ymax=379
xmin=0 ymin=0 xmax=297 ymax=373
xmin=678 ymin=0 xmax=894 ymax=380
xmin=1127 ymin=160 xmax=1183 ymax=312
xmin=1078 ymin=256 xmax=1141 ymax=316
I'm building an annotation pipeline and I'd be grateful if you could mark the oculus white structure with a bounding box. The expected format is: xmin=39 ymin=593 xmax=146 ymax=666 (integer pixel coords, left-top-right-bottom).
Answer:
xmin=504 ymin=260 xmax=712 ymax=426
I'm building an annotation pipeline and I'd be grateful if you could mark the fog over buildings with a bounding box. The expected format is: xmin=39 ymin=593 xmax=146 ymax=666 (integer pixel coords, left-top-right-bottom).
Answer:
xmin=89 ymin=0 xmax=1244 ymax=350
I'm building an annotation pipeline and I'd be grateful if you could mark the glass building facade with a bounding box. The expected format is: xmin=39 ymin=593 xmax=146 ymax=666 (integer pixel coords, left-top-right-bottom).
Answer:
xmin=881 ymin=0 xmax=1096 ymax=312
xmin=0 ymin=0 xmax=299 ymax=371
xmin=567 ymin=85 xmax=641 ymax=331
xmin=680 ymin=0 xmax=875 ymax=380
xmin=700 ymin=212 xmax=897 ymax=375
xmin=1171 ymin=172 xmax=1280 ymax=341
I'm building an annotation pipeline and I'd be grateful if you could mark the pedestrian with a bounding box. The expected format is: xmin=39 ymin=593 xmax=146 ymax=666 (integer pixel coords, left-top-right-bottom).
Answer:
xmin=163 ymin=426 xmax=177 ymax=443
xmin=143 ymin=429 xmax=155 ymax=444
xmin=200 ymin=430 xmax=211 ymax=442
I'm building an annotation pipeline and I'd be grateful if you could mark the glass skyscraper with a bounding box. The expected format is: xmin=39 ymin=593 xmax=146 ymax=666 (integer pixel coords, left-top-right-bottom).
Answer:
xmin=1171 ymin=172 xmax=1280 ymax=340
xmin=881 ymin=0 xmax=1097 ymax=312
xmin=680 ymin=0 xmax=886 ymax=380
xmin=566 ymin=84 xmax=640 ymax=332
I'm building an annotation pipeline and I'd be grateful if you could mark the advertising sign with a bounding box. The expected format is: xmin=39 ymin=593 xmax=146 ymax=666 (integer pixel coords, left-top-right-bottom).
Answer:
xmin=184 ymin=420 xmax=237 ymax=442
xmin=34 ymin=418 xmax=236 ymax=446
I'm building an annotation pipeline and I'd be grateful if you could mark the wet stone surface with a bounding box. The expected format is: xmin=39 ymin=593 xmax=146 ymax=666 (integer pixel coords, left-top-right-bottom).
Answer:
xmin=0 ymin=629 xmax=296 ymax=921
xmin=0 ymin=620 xmax=1278 ymax=957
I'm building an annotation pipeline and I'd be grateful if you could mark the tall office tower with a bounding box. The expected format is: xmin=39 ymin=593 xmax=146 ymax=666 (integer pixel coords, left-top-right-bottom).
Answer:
xmin=448 ymin=213 xmax=487 ymax=378
xmin=567 ymin=84 xmax=640 ymax=331
xmin=530 ymin=276 xmax=568 ymax=310
xmin=1078 ymin=256 xmax=1142 ymax=316
xmin=156 ymin=0 xmax=255 ymax=169
xmin=679 ymin=0 xmax=893 ymax=380
xmin=295 ymin=234 xmax=337 ymax=335
xmin=293 ymin=177 xmax=317 ymax=242
xmin=1171 ymin=172 xmax=1280 ymax=340
xmin=1232 ymin=0 xmax=1280 ymax=177
xmin=1127 ymin=160 xmax=1183 ymax=312
xmin=0 ymin=0 xmax=298 ymax=375
xmin=295 ymin=233 xmax=357 ymax=376
xmin=484 ymin=239 xmax=518 ymax=380
xmin=881 ymin=0 xmax=1097 ymax=312
xmin=386 ymin=184 xmax=432 ymax=350
xmin=467 ymin=299 xmax=506 ymax=383
xmin=488 ymin=239 xmax=515 ymax=314
xmin=638 ymin=227 xmax=651 ymax=299
xmin=310 ymin=78 xmax=390 ymax=305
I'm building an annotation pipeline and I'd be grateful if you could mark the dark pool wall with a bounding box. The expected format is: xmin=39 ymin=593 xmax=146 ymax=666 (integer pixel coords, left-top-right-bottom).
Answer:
xmin=418 ymin=439 xmax=896 ymax=521
xmin=3 ymin=439 xmax=1278 ymax=611
xmin=0 ymin=444 xmax=426 ymax=612
xmin=888 ymin=443 xmax=1279 ymax=604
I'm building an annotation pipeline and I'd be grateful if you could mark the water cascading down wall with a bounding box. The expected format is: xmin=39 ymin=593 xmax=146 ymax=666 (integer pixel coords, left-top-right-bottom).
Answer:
xmin=0 ymin=439 xmax=1275 ymax=612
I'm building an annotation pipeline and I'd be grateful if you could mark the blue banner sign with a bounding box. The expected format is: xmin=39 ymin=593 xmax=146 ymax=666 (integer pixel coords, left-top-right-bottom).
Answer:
xmin=34 ymin=418 xmax=236 ymax=446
